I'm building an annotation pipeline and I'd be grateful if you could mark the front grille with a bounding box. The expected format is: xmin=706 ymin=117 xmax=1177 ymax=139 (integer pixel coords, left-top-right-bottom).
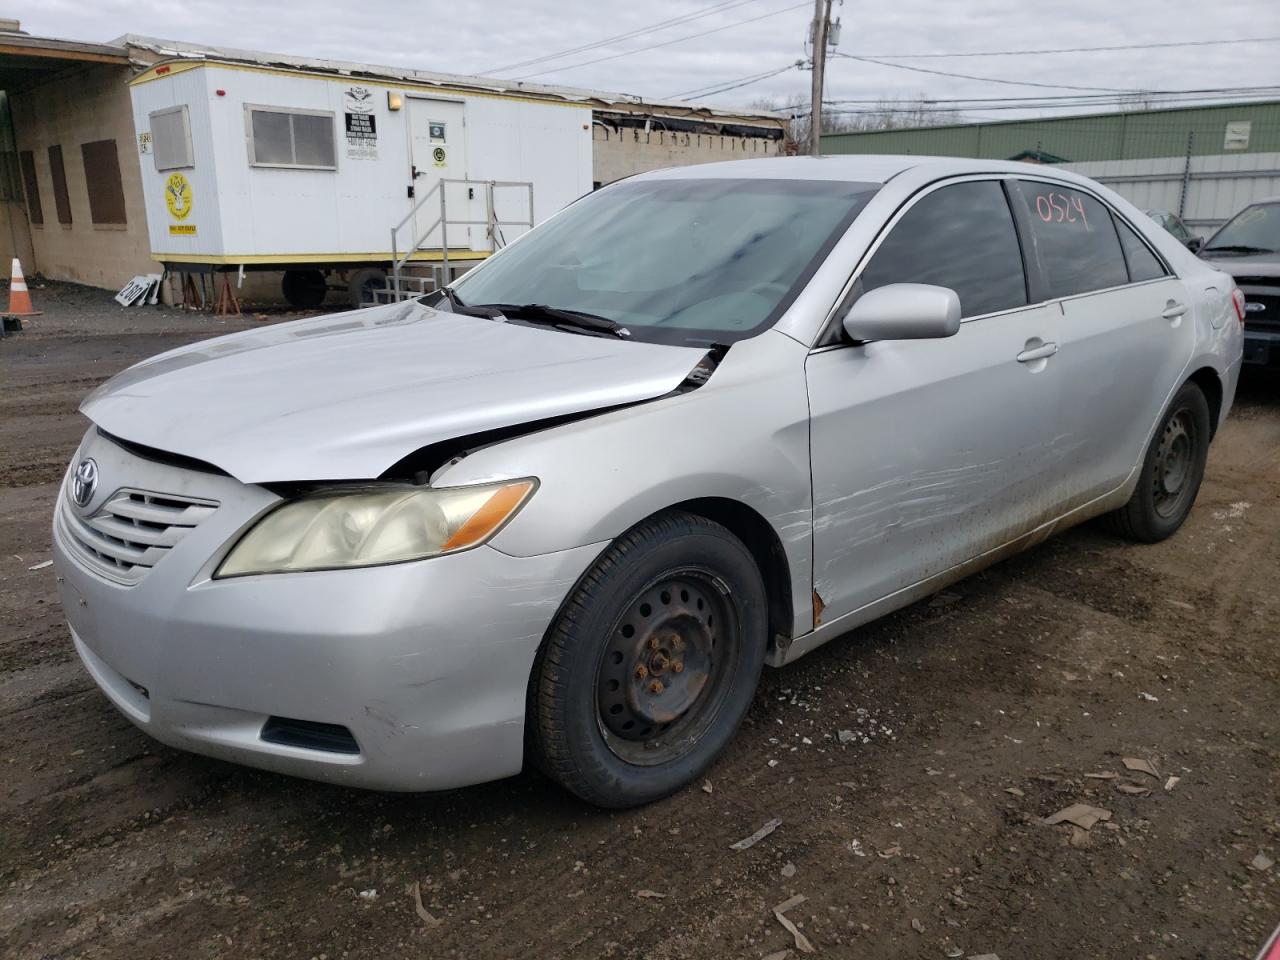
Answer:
xmin=59 ymin=487 xmax=218 ymax=584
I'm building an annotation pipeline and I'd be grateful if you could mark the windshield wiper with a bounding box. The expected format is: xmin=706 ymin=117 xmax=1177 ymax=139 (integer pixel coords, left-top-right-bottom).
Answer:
xmin=1203 ymin=244 xmax=1275 ymax=255
xmin=478 ymin=303 xmax=631 ymax=339
xmin=435 ymin=286 xmax=506 ymax=319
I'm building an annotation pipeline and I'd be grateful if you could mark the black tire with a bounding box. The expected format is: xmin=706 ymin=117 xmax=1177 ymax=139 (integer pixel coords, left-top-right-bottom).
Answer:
xmin=528 ymin=511 xmax=768 ymax=808
xmin=281 ymin=269 xmax=327 ymax=309
xmin=347 ymin=268 xmax=387 ymax=308
xmin=1104 ymin=381 xmax=1211 ymax=543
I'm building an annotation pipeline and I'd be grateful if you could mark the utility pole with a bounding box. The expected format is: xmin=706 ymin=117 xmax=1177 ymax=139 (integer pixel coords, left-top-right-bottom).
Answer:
xmin=809 ymin=0 xmax=832 ymax=156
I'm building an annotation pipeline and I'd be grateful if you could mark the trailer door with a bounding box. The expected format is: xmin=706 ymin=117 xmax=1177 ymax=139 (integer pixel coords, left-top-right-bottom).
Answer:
xmin=407 ymin=98 xmax=474 ymax=251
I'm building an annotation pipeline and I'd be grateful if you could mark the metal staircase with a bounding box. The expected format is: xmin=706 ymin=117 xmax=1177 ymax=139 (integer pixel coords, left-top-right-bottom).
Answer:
xmin=384 ymin=178 xmax=534 ymax=302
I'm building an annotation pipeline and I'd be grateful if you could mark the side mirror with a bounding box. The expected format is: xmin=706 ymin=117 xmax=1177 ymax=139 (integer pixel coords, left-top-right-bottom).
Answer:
xmin=1185 ymin=236 xmax=1203 ymax=253
xmin=843 ymin=283 xmax=962 ymax=342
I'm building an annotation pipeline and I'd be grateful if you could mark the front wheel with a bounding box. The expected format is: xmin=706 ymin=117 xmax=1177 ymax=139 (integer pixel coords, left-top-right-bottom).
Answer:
xmin=528 ymin=511 xmax=768 ymax=808
xmin=1104 ymin=381 xmax=1211 ymax=542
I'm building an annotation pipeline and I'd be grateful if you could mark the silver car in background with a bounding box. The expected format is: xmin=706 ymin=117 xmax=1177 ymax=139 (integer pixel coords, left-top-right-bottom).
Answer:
xmin=54 ymin=156 xmax=1244 ymax=808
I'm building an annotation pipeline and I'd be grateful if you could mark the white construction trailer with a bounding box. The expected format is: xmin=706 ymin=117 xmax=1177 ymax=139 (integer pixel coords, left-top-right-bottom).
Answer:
xmin=128 ymin=58 xmax=594 ymax=307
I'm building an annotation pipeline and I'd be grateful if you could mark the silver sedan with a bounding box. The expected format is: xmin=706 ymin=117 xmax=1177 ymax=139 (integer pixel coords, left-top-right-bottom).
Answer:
xmin=53 ymin=156 xmax=1245 ymax=807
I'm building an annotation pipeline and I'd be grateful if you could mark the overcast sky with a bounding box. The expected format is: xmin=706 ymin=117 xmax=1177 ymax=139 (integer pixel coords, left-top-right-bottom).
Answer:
xmin=20 ymin=0 xmax=1280 ymax=120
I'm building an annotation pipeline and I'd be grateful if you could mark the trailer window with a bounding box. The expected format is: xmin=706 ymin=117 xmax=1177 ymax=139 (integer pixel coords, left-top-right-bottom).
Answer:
xmin=150 ymin=105 xmax=193 ymax=171
xmin=246 ymin=106 xmax=336 ymax=170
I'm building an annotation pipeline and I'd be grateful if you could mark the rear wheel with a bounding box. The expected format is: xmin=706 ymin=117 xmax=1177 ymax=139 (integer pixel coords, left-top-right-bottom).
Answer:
xmin=528 ymin=511 xmax=767 ymax=808
xmin=281 ymin=269 xmax=328 ymax=310
xmin=1104 ymin=381 xmax=1211 ymax=542
xmin=347 ymin=268 xmax=387 ymax=308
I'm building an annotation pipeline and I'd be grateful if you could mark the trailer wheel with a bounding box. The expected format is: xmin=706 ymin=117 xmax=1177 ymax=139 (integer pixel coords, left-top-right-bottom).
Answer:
xmin=347 ymin=268 xmax=388 ymax=309
xmin=281 ymin=269 xmax=328 ymax=310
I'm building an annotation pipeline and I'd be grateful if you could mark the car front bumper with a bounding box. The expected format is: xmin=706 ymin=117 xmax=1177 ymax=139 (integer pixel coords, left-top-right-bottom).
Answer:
xmin=52 ymin=428 xmax=603 ymax=792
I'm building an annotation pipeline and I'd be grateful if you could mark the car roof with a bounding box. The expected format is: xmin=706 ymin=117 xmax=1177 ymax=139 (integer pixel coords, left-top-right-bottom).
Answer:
xmin=632 ymin=154 xmax=1103 ymax=186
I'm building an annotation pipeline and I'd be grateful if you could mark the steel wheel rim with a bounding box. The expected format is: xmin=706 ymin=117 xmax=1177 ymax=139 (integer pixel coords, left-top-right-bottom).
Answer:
xmin=595 ymin=567 xmax=739 ymax=767
xmin=1153 ymin=408 xmax=1196 ymax=519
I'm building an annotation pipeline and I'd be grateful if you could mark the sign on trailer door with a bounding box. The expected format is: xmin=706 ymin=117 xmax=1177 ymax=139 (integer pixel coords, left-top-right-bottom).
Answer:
xmin=407 ymin=98 xmax=475 ymax=250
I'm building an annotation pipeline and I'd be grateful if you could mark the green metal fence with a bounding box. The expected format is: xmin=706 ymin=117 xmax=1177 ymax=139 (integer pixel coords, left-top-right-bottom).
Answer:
xmin=822 ymin=101 xmax=1280 ymax=164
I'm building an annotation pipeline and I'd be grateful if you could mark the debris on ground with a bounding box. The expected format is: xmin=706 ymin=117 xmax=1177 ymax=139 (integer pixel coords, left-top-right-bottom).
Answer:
xmin=772 ymin=894 xmax=815 ymax=954
xmin=877 ymin=844 xmax=902 ymax=859
xmin=780 ymin=862 xmax=796 ymax=878
xmin=1249 ymin=852 xmax=1274 ymax=873
xmin=944 ymin=948 xmax=963 ymax=958
xmin=1085 ymin=771 xmax=1118 ymax=780
xmin=357 ymin=888 xmax=377 ymax=901
xmin=837 ymin=729 xmax=855 ymax=744
xmin=1115 ymin=783 xmax=1150 ymax=796
xmin=701 ymin=779 xmax=713 ymax=794
xmin=409 ymin=881 xmax=442 ymax=927
xmin=1164 ymin=776 xmax=1180 ymax=791
xmin=1004 ymin=787 xmax=1024 ymax=797
xmin=1138 ymin=692 xmax=1159 ymax=702
xmin=730 ymin=818 xmax=782 ymax=850
xmin=27 ymin=559 xmax=51 ymax=570
xmin=1043 ymin=803 xmax=1112 ymax=830
xmin=635 ymin=889 xmax=668 ymax=899
xmin=1122 ymin=757 xmax=1159 ymax=778
xmin=911 ymin=918 xmax=925 ymax=933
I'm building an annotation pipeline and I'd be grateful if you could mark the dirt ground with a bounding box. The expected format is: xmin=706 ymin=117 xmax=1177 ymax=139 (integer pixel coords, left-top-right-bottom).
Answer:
xmin=2 ymin=282 xmax=1277 ymax=960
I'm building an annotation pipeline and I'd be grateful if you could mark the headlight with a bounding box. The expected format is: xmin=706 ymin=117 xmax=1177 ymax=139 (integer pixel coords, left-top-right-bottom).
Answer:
xmin=215 ymin=479 xmax=536 ymax=577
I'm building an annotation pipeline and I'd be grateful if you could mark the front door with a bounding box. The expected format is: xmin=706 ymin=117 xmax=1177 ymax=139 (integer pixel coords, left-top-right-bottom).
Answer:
xmin=406 ymin=98 xmax=472 ymax=251
xmin=807 ymin=178 xmax=1067 ymax=623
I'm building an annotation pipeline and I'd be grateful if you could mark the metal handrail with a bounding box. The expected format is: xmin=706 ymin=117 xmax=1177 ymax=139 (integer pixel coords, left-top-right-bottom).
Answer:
xmin=389 ymin=177 xmax=534 ymax=300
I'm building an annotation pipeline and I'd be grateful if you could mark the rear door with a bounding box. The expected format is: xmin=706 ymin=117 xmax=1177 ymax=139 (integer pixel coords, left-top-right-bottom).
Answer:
xmin=1010 ymin=180 xmax=1194 ymax=503
xmin=806 ymin=178 xmax=1067 ymax=622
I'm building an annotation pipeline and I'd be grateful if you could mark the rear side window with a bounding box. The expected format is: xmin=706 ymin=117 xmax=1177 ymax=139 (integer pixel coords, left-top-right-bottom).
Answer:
xmin=858 ymin=180 xmax=1026 ymax=319
xmin=1015 ymin=181 xmax=1128 ymax=298
xmin=1114 ymin=216 xmax=1167 ymax=283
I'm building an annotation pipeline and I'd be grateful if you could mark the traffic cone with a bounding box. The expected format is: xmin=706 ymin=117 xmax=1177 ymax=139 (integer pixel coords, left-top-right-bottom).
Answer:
xmin=5 ymin=258 xmax=41 ymax=317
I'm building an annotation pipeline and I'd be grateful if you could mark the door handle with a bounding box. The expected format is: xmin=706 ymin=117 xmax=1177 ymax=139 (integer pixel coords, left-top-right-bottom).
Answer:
xmin=1016 ymin=341 xmax=1059 ymax=363
xmin=1161 ymin=302 xmax=1188 ymax=320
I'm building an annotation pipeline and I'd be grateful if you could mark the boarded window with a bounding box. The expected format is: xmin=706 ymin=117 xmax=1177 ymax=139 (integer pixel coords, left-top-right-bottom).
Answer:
xmin=150 ymin=105 xmax=193 ymax=171
xmin=81 ymin=139 xmax=127 ymax=224
xmin=48 ymin=144 xmax=72 ymax=224
xmin=246 ymin=106 xmax=336 ymax=169
xmin=18 ymin=149 xmax=42 ymax=224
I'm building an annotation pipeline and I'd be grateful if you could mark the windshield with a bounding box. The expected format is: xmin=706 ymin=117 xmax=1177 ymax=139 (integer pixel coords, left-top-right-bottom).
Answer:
xmin=1204 ymin=202 xmax=1280 ymax=255
xmin=450 ymin=177 xmax=879 ymax=346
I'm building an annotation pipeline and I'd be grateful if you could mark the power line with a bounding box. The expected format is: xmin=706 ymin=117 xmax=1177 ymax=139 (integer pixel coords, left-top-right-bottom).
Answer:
xmin=850 ymin=36 xmax=1280 ymax=60
xmin=821 ymin=85 xmax=1280 ymax=107
xmin=486 ymin=0 xmax=763 ymax=75
xmin=671 ymin=61 xmax=801 ymax=100
xmin=834 ymin=52 xmax=1135 ymax=92
xmin=513 ymin=2 xmax=811 ymax=80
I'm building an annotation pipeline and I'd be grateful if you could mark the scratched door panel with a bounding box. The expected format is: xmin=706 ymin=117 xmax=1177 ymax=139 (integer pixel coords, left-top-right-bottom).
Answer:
xmin=806 ymin=302 xmax=1066 ymax=623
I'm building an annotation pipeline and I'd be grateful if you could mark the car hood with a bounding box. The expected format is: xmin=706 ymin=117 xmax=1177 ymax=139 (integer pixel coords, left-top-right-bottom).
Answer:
xmin=1199 ymin=251 xmax=1280 ymax=278
xmin=83 ymin=299 xmax=707 ymax=484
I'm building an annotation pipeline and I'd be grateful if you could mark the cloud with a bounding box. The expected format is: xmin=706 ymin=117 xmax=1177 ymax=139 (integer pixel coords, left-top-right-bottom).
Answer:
xmin=21 ymin=0 xmax=1279 ymax=117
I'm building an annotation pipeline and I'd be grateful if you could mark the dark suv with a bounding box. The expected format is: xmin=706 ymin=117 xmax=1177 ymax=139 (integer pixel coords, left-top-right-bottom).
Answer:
xmin=1199 ymin=198 xmax=1280 ymax=369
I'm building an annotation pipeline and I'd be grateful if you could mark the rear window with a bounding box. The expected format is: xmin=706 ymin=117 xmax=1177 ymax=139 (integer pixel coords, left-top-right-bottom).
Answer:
xmin=1114 ymin=216 xmax=1167 ymax=283
xmin=1015 ymin=182 xmax=1128 ymax=299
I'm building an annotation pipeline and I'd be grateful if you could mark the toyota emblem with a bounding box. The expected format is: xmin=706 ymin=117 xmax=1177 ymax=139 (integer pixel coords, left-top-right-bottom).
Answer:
xmin=72 ymin=458 xmax=98 ymax=508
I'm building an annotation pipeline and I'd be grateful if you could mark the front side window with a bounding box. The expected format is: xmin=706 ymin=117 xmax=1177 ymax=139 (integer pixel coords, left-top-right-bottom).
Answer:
xmin=1203 ymin=202 xmax=1279 ymax=256
xmin=1015 ymin=181 xmax=1128 ymax=299
xmin=452 ymin=178 xmax=879 ymax=347
xmin=857 ymin=179 xmax=1027 ymax=319
xmin=246 ymin=107 xmax=336 ymax=169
